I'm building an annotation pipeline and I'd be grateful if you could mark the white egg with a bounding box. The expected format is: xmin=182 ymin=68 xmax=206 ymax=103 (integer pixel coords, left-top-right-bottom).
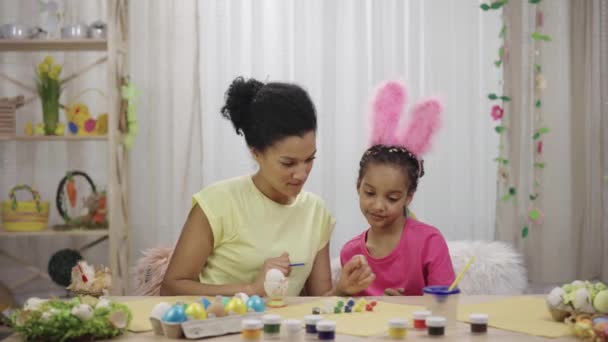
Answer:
xmin=150 ymin=302 xmax=172 ymax=320
xmin=24 ymin=297 xmax=48 ymax=311
xmin=235 ymin=292 xmax=249 ymax=303
xmin=96 ymin=298 xmax=112 ymax=309
xmin=71 ymin=304 xmax=94 ymax=321
xmin=108 ymin=310 xmax=128 ymax=329
xmin=265 ymin=268 xmax=285 ymax=283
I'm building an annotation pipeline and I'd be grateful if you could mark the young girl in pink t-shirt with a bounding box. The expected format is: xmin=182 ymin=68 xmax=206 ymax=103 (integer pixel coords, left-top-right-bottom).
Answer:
xmin=340 ymin=81 xmax=455 ymax=296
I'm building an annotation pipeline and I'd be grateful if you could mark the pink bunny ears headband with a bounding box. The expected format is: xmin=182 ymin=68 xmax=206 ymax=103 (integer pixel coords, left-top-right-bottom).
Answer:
xmin=367 ymin=80 xmax=443 ymax=159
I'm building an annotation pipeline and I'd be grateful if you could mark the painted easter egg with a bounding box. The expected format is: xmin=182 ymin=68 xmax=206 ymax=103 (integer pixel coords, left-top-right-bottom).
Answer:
xmin=185 ymin=302 xmax=207 ymax=320
xmin=162 ymin=303 xmax=187 ymax=323
xmin=207 ymin=299 xmax=227 ymax=318
xmin=247 ymin=295 xmax=266 ymax=312
xmin=200 ymin=297 xmax=211 ymax=309
xmin=84 ymin=118 xmax=96 ymax=132
xmin=225 ymin=297 xmax=247 ymax=315
xmin=68 ymin=121 xmax=78 ymax=134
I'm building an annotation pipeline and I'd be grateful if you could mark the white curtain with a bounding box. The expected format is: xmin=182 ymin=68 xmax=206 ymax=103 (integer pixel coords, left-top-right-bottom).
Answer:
xmin=1 ymin=1 xmax=502 ymax=298
xmin=128 ymin=0 xmax=203 ymax=261
xmin=497 ymin=0 xmax=608 ymax=283
xmin=197 ymin=0 xmax=501 ymax=258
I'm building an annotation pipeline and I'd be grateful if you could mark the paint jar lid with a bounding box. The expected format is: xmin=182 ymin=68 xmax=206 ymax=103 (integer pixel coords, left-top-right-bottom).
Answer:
xmin=242 ymin=319 xmax=263 ymax=330
xmin=262 ymin=314 xmax=281 ymax=325
xmin=412 ymin=310 xmax=431 ymax=319
xmin=469 ymin=313 xmax=488 ymax=324
xmin=304 ymin=315 xmax=323 ymax=324
xmin=423 ymin=285 xmax=461 ymax=296
xmin=426 ymin=316 xmax=447 ymax=327
xmin=316 ymin=320 xmax=336 ymax=332
xmin=389 ymin=318 xmax=408 ymax=328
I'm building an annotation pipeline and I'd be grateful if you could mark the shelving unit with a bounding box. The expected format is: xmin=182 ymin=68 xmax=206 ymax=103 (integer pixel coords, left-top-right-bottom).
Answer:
xmin=0 ymin=0 xmax=130 ymax=295
xmin=0 ymin=39 xmax=107 ymax=52
xmin=1 ymin=135 xmax=107 ymax=141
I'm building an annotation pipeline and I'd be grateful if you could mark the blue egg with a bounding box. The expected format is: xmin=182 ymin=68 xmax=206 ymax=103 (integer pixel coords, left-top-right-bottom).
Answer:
xmin=162 ymin=303 xmax=187 ymax=323
xmin=247 ymin=295 xmax=266 ymax=312
xmin=68 ymin=122 xmax=78 ymax=134
xmin=200 ymin=297 xmax=211 ymax=309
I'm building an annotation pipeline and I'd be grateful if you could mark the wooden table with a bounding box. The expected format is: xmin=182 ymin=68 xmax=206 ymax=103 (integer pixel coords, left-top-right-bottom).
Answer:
xmin=6 ymin=295 xmax=578 ymax=341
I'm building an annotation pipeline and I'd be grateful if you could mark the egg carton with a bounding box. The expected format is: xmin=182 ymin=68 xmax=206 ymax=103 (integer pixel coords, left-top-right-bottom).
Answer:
xmin=152 ymin=312 xmax=265 ymax=339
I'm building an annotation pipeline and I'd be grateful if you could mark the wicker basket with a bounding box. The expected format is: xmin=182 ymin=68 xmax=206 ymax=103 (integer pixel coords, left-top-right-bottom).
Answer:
xmin=1 ymin=185 xmax=50 ymax=232
xmin=0 ymin=96 xmax=24 ymax=139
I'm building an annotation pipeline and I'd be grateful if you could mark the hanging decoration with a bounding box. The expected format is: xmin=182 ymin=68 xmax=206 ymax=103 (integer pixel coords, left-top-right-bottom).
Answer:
xmin=527 ymin=0 xmax=551 ymax=238
xmin=120 ymin=77 xmax=139 ymax=149
xmin=482 ymin=0 xmax=552 ymax=239
xmin=480 ymin=2 xmax=513 ymax=204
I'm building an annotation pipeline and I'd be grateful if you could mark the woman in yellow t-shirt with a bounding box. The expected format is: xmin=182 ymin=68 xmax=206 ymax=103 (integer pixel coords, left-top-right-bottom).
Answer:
xmin=160 ymin=77 xmax=374 ymax=297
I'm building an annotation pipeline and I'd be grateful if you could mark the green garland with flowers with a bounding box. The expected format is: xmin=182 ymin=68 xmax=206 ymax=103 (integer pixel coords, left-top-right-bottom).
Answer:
xmin=11 ymin=296 xmax=132 ymax=342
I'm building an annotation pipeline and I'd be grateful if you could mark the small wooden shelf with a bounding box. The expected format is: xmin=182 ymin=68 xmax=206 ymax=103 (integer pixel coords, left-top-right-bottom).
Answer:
xmin=0 ymin=135 xmax=107 ymax=141
xmin=0 ymin=228 xmax=109 ymax=237
xmin=0 ymin=39 xmax=107 ymax=52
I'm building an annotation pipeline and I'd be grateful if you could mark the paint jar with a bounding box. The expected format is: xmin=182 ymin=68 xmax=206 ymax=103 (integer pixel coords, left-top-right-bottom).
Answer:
xmin=426 ymin=316 xmax=446 ymax=337
xmin=304 ymin=315 xmax=323 ymax=340
xmin=412 ymin=310 xmax=431 ymax=329
xmin=423 ymin=286 xmax=460 ymax=323
xmin=316 ymin=320 xmax=336 ymax=341
xmin=284 ymin=319 xmax=303 ymax=340
xmin=470 ymin=313 xmax=488 ymax=333
xmin=241 ymin=319 xmax=263 ymax=340
xmin=262 ymin=314 xmax=282 ymax=340
xmin=387 ymin=318 xmax=408 ymax=339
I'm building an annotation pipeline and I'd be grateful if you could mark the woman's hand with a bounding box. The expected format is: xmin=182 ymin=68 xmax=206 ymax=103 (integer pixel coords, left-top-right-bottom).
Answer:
xmin=384 ymin=288 xmax=405 ymax=296
xmin=335 ymin=255 xmax=375 ymax=295
xmin=251 ymin=252 xmax=291 ymax=295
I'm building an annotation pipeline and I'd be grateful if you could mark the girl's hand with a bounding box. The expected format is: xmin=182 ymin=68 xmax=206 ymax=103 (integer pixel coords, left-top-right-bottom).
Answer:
xmin=251 ymin=252 xmax=291 ymax=295
xmin=335 ymin=255 xmax=375 ymax=295
xmin=384 ymin=288 xmax=405 ymax=296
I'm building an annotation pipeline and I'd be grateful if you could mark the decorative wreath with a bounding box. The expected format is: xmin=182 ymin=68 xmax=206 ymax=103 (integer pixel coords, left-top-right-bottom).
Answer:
xmin=55 ymin=171 xmax=97 ymax=223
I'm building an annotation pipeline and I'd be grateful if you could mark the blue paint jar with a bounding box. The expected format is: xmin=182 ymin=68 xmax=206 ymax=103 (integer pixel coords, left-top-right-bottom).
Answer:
xmin=316 ymin=320 xmax=336 ymax=341
xmin=304 ymin=315 xmax=323 ymax=340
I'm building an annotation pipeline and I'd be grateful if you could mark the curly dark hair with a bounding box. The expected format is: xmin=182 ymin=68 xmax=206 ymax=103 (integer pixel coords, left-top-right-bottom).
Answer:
xmin=357 ymin=144 xmax=425 ymax=195
xmin=220 ymin=76 xmax=317 ymax=151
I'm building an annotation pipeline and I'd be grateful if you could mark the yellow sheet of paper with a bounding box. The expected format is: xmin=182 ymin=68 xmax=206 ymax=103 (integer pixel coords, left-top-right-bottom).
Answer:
xmin=269 ymin=299 xmax=424 ymax=337
xmin=457 ymin=296 xmax=572 ymax=338
xmin=124 ymin=296 xmax=201 ymax=332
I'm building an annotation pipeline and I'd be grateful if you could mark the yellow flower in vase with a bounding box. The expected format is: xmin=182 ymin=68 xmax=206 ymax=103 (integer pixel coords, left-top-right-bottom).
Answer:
xmin=37 ymin=62 xmax=49 ymax=75
xmin=36 ymin=55 xmax=62 ymax=135
xmin=43 ymin=56 xmax=54 ymax=66
xmin=48 ymin=65 xmax=62 ymax=80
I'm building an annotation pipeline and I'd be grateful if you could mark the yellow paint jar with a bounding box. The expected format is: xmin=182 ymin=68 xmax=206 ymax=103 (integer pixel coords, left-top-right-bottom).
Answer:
xmin=241 ymin=319 xmax=263 ymax=340
xmin=388 ymin=318 xmax=408 ymax=339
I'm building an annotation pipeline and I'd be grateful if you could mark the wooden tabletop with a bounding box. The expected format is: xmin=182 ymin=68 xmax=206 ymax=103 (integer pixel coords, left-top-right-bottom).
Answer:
xmin=6 ymin=295 xmax=578 ymax=341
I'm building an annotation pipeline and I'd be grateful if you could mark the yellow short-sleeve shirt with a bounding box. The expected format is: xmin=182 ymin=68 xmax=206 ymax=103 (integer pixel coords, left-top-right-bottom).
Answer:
xmin=192 ymin=175 xmax=335 ymax=296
